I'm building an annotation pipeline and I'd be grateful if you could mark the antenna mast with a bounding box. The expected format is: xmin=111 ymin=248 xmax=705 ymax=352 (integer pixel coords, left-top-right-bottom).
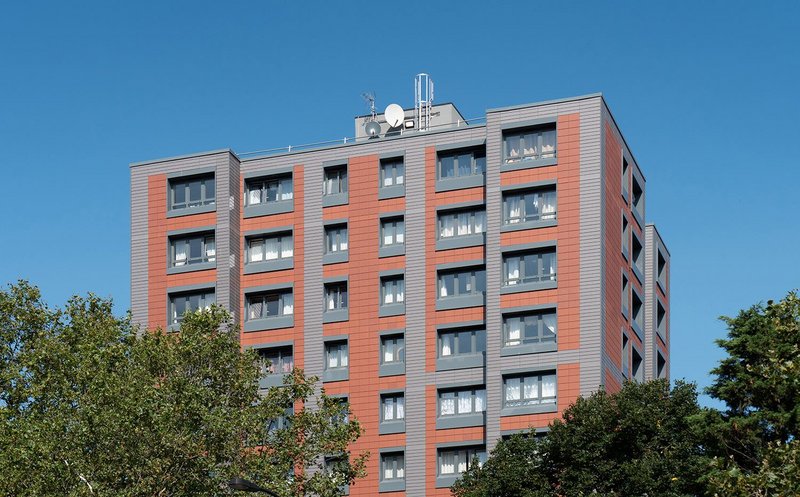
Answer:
xmin=415 ymin=73 xmax=434 ymax=132
xmin=361 ymin=92 xmax=377 ymax=123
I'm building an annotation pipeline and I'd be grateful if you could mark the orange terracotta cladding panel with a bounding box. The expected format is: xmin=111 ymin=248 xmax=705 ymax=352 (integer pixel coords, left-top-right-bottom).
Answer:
xmin=499 ymin=113 xmax=580 ymax=353
xmin=239 ymin=165 xmax=306 ymax=370
xmin=499 ymin=362 xmax=580 ymax=431
xmin=147 ymin=174 xmax=168 ymax=330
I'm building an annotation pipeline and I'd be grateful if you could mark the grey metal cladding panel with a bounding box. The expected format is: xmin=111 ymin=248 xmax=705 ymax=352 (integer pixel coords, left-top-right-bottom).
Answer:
xmin=403 ymin=146 xmax=428 ymax=497
xmin=130 ymin=170 xmax=149 ymax=329
xmin=129 ymin=150 xmax=234 ymax=330
xmin=227 ymin=154 xmax=241 ymax=329
xmin=643 ymin=225 xmax=658 ymax=380
xmin=304 ymin=162 xmax=324 ymax=407
xmin=578 ymin=99 xmax=604 ymax=397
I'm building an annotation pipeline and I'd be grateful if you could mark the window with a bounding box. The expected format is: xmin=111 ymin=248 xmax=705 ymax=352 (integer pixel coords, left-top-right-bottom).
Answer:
xmin=247 ymin=290 xmax=294 ymax=321
xmin=323 ymin=165 xmax=348 ymax=196
xmin=657 ymin=301 xmax=667 ymax=337
xmin=170 ymin=233 xmax=215 ymax=267
xmin=380 ymin=217 xmax=405 ymax=247
xmin=325 ymin=341 xmax=349 ymax=370
xmin=503 ymin=309 xmax=557 ymax=348
xmin=622 ymin=157 xmax=630 ymax=197
xmin=438 ymin=268 xmax=486 ymax=299
xmin=169 ymin=290 xmax=215 ymax=325
xmin=259 ymin=346 xmax=294 ymax=376
xmin=503 ymin=248 xmax=557 ymax=287
xmin=246 ymin=174 xmax=293 ymax=206
xmin=438 ymin=149 xmax=486 ymax=180
xmin=381 ymin=276 xmax=405 ymax=306
xmin=381 ymin=394 xmax=405 ymax=422
xmin=503 ymin=188 xmax=557 ymax=225
xmin=325 ymin=224 xmax=348 ymax=254
xmin=381 ymin=452 xmax=405 ymax=481
xmin=621 ymin=332 xmax=630 ymax=378
xmin=631 ymin=174 xmax=644 ymax=219
xmin=169 ymin=175 xmax=215 ymax=211
xmin=438 ymin=209 xmax=486 ymax=239
xmin=246 ymin=233 xmax=293 ymax=263
xmin=438 ymin=447 xmax=486 ymax=477
xmin=631 ymin=290 xmax=644 ymax=331
xmin=266 ymin=405 xmax=293 ymax=435
xmin=324 ymin=282 xmax=348 ymax=311
xmin=657 ymin=352 xmax=666 ymax=379
xmin=503 ymin=126 xmax=556 ymax=163
xmin=380 ymin=158 xmax=405 ymax=188
xmin=657 ymin=250 xmax=667 ymax=288
xmin=381 ymin=335 xmax=405 ymax=365
xmin=329 ymin=396 xmax=350 ymax=424
xmin=324 ymin=456 xmax=349 ymax=494
xmin=632 ymin=234 xmax=644 ymax=276
xmin=621 ymin=273 xmax=630 ymax=317
xmin=438 ymin=388 xmax=486 ymax=417
xmin=621 ymin=214 xmax=630 ymax=257
xmin=503 ymin=372 xmax=556 ymax=408
xmin=439 ymin=328 xmax=486 ymax=358
xmin=631 ymin=348 xmax=643 ymax=382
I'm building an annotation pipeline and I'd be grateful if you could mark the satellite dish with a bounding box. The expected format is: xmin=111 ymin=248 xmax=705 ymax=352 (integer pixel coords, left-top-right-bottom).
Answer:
xmin=384 ymin=104 xmax=404 ymax=128
xmin=364 ymin=121 xmax=381 ymax=138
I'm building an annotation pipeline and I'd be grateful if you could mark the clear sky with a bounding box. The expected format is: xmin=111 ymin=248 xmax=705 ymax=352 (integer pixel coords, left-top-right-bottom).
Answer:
xmin=1 ymin=1 xmax=798 ymax=405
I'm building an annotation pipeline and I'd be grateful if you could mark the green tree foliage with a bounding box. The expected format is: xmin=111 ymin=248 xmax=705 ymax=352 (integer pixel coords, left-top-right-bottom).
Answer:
xmin=0 ymin=281 xmax=366 ymax=497
xmin=702 ymin=290 xmax=800 ymax=494
xmin=452 ymin=380 xmax=708 ymax=497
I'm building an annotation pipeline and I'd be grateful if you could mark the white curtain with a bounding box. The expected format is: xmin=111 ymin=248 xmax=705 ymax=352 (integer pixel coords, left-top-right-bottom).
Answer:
xmin=384 ymin=401 xmax=394 ymax=421
xmin=265 ymin=238 xmax=279 ymax=260
xmin=248 ymin=301 xmax=262 ymax=320
xmin=383 ymin=282 xmax=394 ymax=305
xmin=440 ymin=397 xmax=455 ymax=416
xmin=205 ymin=240 xmax=216 ymax=262
xmin=440 ymin=216 xmax=454 ymax=238
xmin=383 ymin=169 xmax=393 ymax=187
xmin=326 ymin=292 xmax=335 ymax=310
xmin=523 ymin=133 xmax=537 ymax=157
xmin=282 ymin=294 xmax=293 ymax=315
xmin=507 ymin=195 xmax=522 ymax=223
xmin=475 ymin=390 xmax=486 ymax=412
xmin=542 ymin=192 xmax=556 ymax=220
xmin=440 ymin=453 xmax=455 ymax=475
xmin=396 ymin=281 xmax=404 ymax=303
xmin=396 ymin=397 xmax=404 ymax=419
xmin=174 ymin=242 xmax=187 ymax=266
xmin=457 ymin=212 xmax=471 ymax=236
xmin=506 ymin=258 xmax=520 ymax=284
xmin=541 ymin=130 xmax=556 ymax=157
xmin=548 ymin=255 xmax=557 ymax=280
xmin=383 ymin=224 xmax=394 ymax=245
xmin=441 ymin=336 xmax=452 ymax=356
xmin=458 ymin=394 xmax=472 ymax=414
xmin=323 ymin=178 xmax=333 ymax=195
xmin=507 ymin=318 xmax=521 ymax=345
xmin=505 ymin=378 xmax=521 ymax=402
xmin=457 ymin=453 xmax=468 ymax=474
xmin=474 ymin=211 xmax=486 ymax=234
xmin=249 ymin=240 xmax=263 ymax=263
xmin=340 ymin=349 xmax=348 ymax=366
xmin=396 ymin=223 xmax=404 ymax=243
xmin=396 ymin=463 xmax=404 ymax=478
xmin=384 ymin=466 xmax=394 ymax=479
xmin=523 ymin=379 xmax=539 ymax=402
xmin=396 ymin=168 xmax=404 ymax=185
xmin=248 ymin=188 xmax=261 ymax=205
xmin=542 ymin=375 xmax=556 ymax=400
xmin=439 ymin=280 xmax=448 ymax=298
xmin=384 ymin=345 xmax=394 ymax=363
xmin=281 ymin=180 xmax=293 ymax=200
xmin=328 ymin=350 xmax=338 ymax=368
xmin=339 ymin=233 xmax=348 ymax=251
xmin=281 ymin=240 xmax=293 ymax=258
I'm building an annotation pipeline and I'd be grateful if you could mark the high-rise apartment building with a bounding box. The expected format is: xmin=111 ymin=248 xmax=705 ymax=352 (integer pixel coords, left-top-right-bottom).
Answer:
xmin=130 ymin=92 xmax=670 ymax=496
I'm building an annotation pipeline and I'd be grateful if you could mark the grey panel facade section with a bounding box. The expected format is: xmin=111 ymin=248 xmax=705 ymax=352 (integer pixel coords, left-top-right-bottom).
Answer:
xmin=644 ymin=224 xmax=670 ymax=381
xmin=130 ymin=150 xmax=235 ymax=330
xmin=484 ymin=96 xmax=605 ymax=451
xmin=303 ymin=161 xmax=324 ymax=406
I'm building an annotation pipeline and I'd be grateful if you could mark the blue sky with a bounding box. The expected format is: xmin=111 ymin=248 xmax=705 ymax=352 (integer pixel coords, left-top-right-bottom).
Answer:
xmin=1 ymin=1 xmax=798 ymax=404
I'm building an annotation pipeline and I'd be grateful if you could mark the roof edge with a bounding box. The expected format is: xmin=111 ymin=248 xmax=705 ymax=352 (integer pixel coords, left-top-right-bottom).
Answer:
xmin=130 ymin=148 xmax=237 ymax=168
xmin=486 ymin=92 xmax=603 ymax=114
xmin=645 ymin=223 xmax=671 ymax=257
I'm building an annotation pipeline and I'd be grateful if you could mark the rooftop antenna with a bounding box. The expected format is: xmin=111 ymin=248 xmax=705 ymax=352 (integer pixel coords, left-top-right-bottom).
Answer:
xmin=362 ymin=92 xmax=381 ymax=138
xmin=415 ymin=73 xmax=434 ymax=132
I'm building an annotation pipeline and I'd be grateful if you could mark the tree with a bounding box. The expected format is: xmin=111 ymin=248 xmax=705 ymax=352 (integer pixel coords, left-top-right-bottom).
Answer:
xmin=452 ymin=380 xmax=708 ymax=497
xmin=707 ymin=441 xmax=800 ymax=496
xmin=701 ymin=290 xmax=800 ymax=493
xmin=0 ymin=281 xmax=366 ymax=496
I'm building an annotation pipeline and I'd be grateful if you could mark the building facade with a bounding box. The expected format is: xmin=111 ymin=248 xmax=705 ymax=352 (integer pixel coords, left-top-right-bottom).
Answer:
xmin=130 ymin=93 xmax=670 ymax=496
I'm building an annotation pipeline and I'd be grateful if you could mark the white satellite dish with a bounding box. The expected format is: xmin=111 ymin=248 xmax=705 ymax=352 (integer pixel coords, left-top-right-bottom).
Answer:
xmin=384 ymin=104 xmax=404 ymax=128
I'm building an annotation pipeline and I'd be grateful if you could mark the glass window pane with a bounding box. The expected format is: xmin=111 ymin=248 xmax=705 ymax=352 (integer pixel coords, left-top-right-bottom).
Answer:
xmin=188 ymin=180 xmax=201 ymax=203
xmin=457 ymin=331 xmax=473 ymax=355
xmin=457 ymin=153 xmax=471 ymax=177
xmin=173 ymin=183 xmax=186 ymax=206
xmin=440 ymin=156 xmax=455 ymax=178
xmin=205 ymin=178 xmax=215 ymax=200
